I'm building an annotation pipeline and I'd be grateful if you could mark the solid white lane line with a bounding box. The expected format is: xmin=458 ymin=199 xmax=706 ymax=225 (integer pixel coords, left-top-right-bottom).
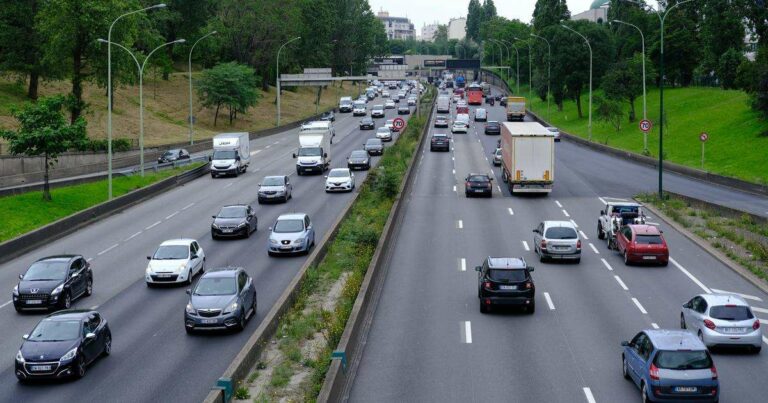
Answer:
xmin=97 ymin=244 xmax=119 ymax=256
xmin=601 ymin=258 xmax=613 ymax=271
xmin=457 ymin=220 xmax=463 ymax=229
xmin=570 ymin=219 xmax=579 ymax=228
xmin=86 ymin=258 xmax=94 ymax=262
xmin=464 ymin=321 xmax=472 ymax=344
xmin=583 ymin=387 xmax=596 ymax=403
xmin=562 ymin=209 xmax=570 ymax=217
xmin=145 ymin=221 xmax=161 ymax=230
xmin=647 ymin=222 xmax=661 ymax=226
xmin=669 ymin=257 xmax=712 ymax=294
xmin=181 ymin=202 xmax=195 ymax=210
xmin=614 ymin=275 xmax=629 ymax=291
xmin=544 ymin=292 xmax=555 ymax=310
xmin=508 ymin=208 xmax=514 ymax=216
xmin=652 ymin=323 xmax=660 ymax=329
xmin=265 ymin=145 xmax=271 ymax=149
xmin=598 ymin=197 xmax=607 ymax=204
xmin=90 ymin=305 xmax=99 ymax=310
xmin=0 ymin=301 xmax=13 ymax=308
xmin=555 ymin=200 xmax=563 ymax=208
xmin=250 ymin=149 xmax=262 ymax=156
xmin=165 ymin=211 xmax=179 ymax=220
xmin=710 ymin=289 xmax=763 ymax=302
xmin=522 ymin=241 xmax=530 ymax=251
xmin=632 ymin=298 xmax=648 ymax=314
xmin=752 ymin=306 xmax=768 ymax=314
xmin=460 ymin=258 xmax=466 ymax=272
xmin=579 ymin=230 xmax=589 ymax=240
xmin=589 ymin=243 xmax=600 ymax=254
xmin=124 ymin=231 xmax=142 ymax=241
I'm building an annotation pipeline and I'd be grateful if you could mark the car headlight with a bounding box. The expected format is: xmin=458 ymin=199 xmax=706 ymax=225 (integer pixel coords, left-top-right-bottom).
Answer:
xmin=51 ymin=284 xmax=64 ymax=295
xmin=237 ymin=222 xmax=247 ymax=228
xmin=16 ymin=350 xmax=24 ymax=363
xmin=60 ymin=347 xmax=77 ymax=362
xmin=293 ymin=238 xmax=304 ymax=245
xmin=146 ymin=266 xmax=152 ymax=275
xmin=176 ymin=263 xmax=187 ymax=273
xmin=13 ymin=285 xmax=18 ymax=296
xmin=269 ymin=238 xmax=279 ymax=245
xmin=212 ymin=223 xmax=220 ymax=229
xmin=223 ymin=301 xmax=239 ymax=314
xmin=185 ymin=303 xmax=196 ymax=315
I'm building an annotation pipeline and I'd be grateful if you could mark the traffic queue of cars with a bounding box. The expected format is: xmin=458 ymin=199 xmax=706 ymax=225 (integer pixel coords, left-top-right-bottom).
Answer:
xmin=11 ymin=79 xmax=417 ymax=383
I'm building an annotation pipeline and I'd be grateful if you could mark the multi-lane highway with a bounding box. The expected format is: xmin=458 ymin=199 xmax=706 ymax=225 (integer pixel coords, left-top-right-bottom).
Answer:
xmin=0 ymin=95 xmax=415 ymax=402
xmin=349 ymin=87 xmax=768 ymax=402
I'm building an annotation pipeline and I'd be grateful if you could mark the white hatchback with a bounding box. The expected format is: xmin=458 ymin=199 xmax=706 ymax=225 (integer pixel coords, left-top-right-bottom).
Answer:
xmin=146 ymin=239 xmax=205 ymax=286
xmin=325 ymin=168 xmax=355 ymax=193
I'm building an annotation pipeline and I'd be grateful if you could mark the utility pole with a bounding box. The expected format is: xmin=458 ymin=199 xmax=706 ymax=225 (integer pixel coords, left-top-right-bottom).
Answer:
xmin=188 ymin=31 xmax=217 ymax=146
xmin=276 ymin=36 xmax=301 ymax=127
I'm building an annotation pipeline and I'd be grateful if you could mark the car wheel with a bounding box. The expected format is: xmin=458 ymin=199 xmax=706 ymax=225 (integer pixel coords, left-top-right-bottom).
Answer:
xmin=753 ymin=346 xmax=762 ymax=354
xmin=102 ymin=334 xmax=112 ymax=356
xmin=539 ymin=254 xmax=547 ymax=263
xmin=85 ymin=278 xmax=93 ymax=297
xmin=186 ymin=269 xmax=193 ymax=286
xmin=480 ymin=301 xmax=489 ymax=313
xmin=236 ymin=312 xmax=246 ymax=332
xmin=698 ymin=331 xmax=708 ymax=348
xmin=244 ymin=226 xmax=251 ymax=239
xmin=597 ymin=222 xmax=605 ymax=240
xmin=75 ymin=355 xmax=86 ymax=379
xmin=574 ymin=258 xmax=581 ymax=264
xmin=624 ymin=251 xmax=630 ymax=265
xmin=680 ymin=314 xmax=686 ymax=329
xmin=257 ymin=199 xmax=263 ymax=204
xmin=641 ymin=382 xmax=650 ymax=403
xmin=185 ymin=326 xmax=195 ymax=335
xmin=268 ymin=251 xmax=275 ymax=257
xmin=146 ymin=282 xmax=155 ymax=288
xmin=61 ymin=292 xmax=72 ymax=310
xmin=660 ymin=260 xmax=669 ymax=267
xmin=622 ymin=355 xmax=630 ymax=379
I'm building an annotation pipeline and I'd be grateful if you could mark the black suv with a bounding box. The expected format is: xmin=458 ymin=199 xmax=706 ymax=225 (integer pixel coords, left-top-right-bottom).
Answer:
xmin=13 ymin=255 xmax=93 ymax=313
xmin=430 ymin=133 xmax=450 ymax=152
xmin=476 ymin=257 xmax=535 ymax=314
xmin=484 ymin=121 xmax=501 ymax=135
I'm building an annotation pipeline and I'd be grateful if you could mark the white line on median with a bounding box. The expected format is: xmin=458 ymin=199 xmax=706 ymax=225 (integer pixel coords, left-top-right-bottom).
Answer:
xmin=460 ymin=258 xmax=466 ymax=272
xmin=496 ymin=185 xmax=502 ymax=192
xmin=544 ymin=292 xmax=555 ymax=310
xmin=97 ymin=244 xmax=119 ymax=256
xmin=570 ymin=219 xmax=579 ymax=228
xmin=452 ymin=169 xmax=456 ymax=174
xmin=652 ymin=323 xmax=660 ymax=329
xmin=583 ymin=387 xmax=596 ymax=403
xmin=86 ymin=258 xmax=94 ymax=262
xmin=579 ymin=230 xmax=589 ymax=240
xmin=752 ymin=306 xmax=768 ymax=314
xmin=522 ymin=241 xmax=530 ymax=251
xmin=555 ymin=200 xmax=563 ymax=208
xmin=265 ymin=145 xmax=271 ymax=149
xmin=453 ymin=185 xmax=457 ymax=192
xmin=562 ymin=209 xmax=570 ymax=217
xmin=508 ymin=208 xmax=514 ymax=216
xmin=589 ymin=243 xmax=599 ymax=254
xmin=670 ymin=257 xmax=711 ymax=294
xmin=614 ymin=275 xmax=629 ymax=291
xmin=250 ymin=149 xmax=262 ymax=156
xmin=145 ymin=221 xmax=161 ymax=230
xmin=124 ymin=231 xmax=142 ymax=241
xmin=601 ymin=258 xmax=614 ymax=271
xmin=181 ymin=202 xmax=195 ymax=210
xmin=0 ymin=301 xmax=12 ymax=309
xmin=763 ymin=336 xmax=768 ymax=346
xmin=632 ymin=298 xmax=648 ymax=314
xmin=457 ymin=220 xmax=463 ymax=229
xmin=452 ymin=156 xmax=455 ymax=161
xmin=165 ymin=211 xmax=179 ymax=220
xmin=598 ymin=197 xmax=607 ymax=204
xmin=463 ymin=321 xmax=472 ymax=344
xmin=710 ymin=288 xmax=763 ymax=302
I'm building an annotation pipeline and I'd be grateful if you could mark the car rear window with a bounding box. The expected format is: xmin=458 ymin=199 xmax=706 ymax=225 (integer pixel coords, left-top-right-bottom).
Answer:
xmin=545 ymin=227 xmax=578 ymax=239
xmin=489 ymin=269 xmax=526 ymax=283
xmin=636 ymin=235 xmax=663 ymax=244
xmin=468 ymin=175 xmax=489 ymax=182
xmin=653 ymin=350 xmax=712 ymax=370
xmin=709 ymin=305 xmax=754 ymax=320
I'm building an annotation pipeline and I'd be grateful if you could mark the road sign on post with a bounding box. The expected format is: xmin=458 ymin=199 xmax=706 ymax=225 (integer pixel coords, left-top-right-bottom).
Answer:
xmin=639 ymin=119 xmax=652 ymax=155
xmin=700 ymin=132 xmax=708 ymax=169
xmin=393 ymin=118 xmax=405 ymax=131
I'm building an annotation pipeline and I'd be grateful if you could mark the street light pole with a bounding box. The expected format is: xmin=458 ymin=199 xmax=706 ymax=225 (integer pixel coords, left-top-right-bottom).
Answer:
xmin=502 ymin=40 xmax=520 ymax=95
xmin=276 ymin=36 xmax=301 ymax=127
xmin=106 ymin=3 xmax=166 ymax=199
xmin=489 ymin=39 xmax=506 ymax=85
xmin=611 ymin=20 xmax=647 ymax=154
xmin=514 ymin=37 xmax=533 ymax=112
xmin=530 ymin=33 xmax=551 ymax=122
xmin=560 ymin=24 xmax=593 ymax=142
xmin=496 ymin=40 xmax=511 ymax=87
xmin=188 ymin=30 xmax=217 ymax=146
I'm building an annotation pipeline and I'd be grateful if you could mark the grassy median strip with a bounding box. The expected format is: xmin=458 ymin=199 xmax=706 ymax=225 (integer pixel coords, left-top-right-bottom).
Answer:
xmin=237 ymin=95 xmax=431 ymax=403
xmin=0 ymin=163 xmax=204 ymax=242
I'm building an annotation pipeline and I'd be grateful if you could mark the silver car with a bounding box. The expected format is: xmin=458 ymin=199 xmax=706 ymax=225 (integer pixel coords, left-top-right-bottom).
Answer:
xmin=267 ymin=213 xmax=316 ymax=256
xmin=532 ymin=221 xmax=581 ymax=263
xmin=492 ymin=148 xmax=502 ymax=166
xmin=258 ymin=175 xmax=292 ymax=203
xmin=375 ymin=127 xmax=393 ymax=142
xmin=681 ymin=293 xmax=762 ymax=352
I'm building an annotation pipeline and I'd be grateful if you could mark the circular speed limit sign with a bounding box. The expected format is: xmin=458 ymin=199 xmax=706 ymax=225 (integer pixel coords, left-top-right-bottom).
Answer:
xmin=639 ymin=119 xmax=652 ymax=133
xmin=393 ymin=118 xmax=406 ymax=130
xmin=700 ymin=132 xmax=708 ymax=142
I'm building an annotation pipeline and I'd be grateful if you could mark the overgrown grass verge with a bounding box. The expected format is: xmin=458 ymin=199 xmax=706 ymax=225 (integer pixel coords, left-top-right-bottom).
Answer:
xmin=637 ymin=193 xmax=768 ymax=282
xmin=237 ymin=90 xmax=432 ymax=402
xmin=0 ymin=163 xmax=204 ymax=242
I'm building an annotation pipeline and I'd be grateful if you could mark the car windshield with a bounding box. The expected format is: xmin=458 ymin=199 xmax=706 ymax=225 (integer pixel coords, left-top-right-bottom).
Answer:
xmin=468 ymin=176 xmax=489 ymax=183
xmin=162 ymin=151 xmax=178 ymax=158
xmin=709 ymin=305 xmax=754 ymax=321
xmin=274 ymin=219 xmax=304 ymax=233
xmin=28 ymin=319 xmax=81 ymax=342
xmin=654 ymin=350 xmax=712 ymax=370
xmin=262 ymin=177 xmax=284 ymax=186
xmin=374 ymin=106 xmax=383 ymax=111
xmin=489 ymin=269 xmax=526 ymax=283
xmin=495 ymin=149 xmax=502 ymax=156
xmin=367 ymin=139 xmax=382 ymax=145
xmin=218 ymin=206 xmax=247 ymax=218
xmin=433 ymin=135 xmax=447 ymax=139
xmin=377 ymin=128 xmax=389 ymax=133
xmin=153 ymin=245 xmax=189 ymax=260
xmin=363 ymin=118 xmax=372 ymax=123
xmin=213 ymin=150 xmax=236 ymax=160
xmin=545 ymin=227 xmax=578 ymax=239
xmin=24 ymin=261 xmax=68 ymax=281
xmin=488 ymin=122 xmax=499 ymax=127
xmin=329 ymin=170 xmax=349 ymax=178
xmin=194 ymin=277 xmax=236 ymax=296
xmin=613 ymin=205 xmax=639 ymax=214
xmin=354 ymin=102 xmax=365 ymax=108
xmin=351 ymin=151 xmax=368 ymax=158
xmin=636 ymin=235 xmax=663 ymax=244
xmin=298 ymin=147 xmax=321 ymax=157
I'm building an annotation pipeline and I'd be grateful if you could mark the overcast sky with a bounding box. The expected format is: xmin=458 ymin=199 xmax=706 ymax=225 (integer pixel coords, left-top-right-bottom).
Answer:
xmin=368 ymin=0 xmax=595 ymax=34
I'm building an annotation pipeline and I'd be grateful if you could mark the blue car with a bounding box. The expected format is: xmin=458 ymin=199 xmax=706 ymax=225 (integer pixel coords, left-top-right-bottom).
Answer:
xmin=621 ymin=330 xmax=719 ymax=403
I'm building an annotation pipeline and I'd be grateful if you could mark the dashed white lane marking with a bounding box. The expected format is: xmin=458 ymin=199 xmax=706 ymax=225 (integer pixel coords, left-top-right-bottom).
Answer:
xmin=181 ymin=202 xmax=195 ymax=210
xmin=250 ymin=149 xmax=262 ymax=156
xmin=463 ymin=321 xmax=472 ymax=344
xmin=614 ymin=275 xmax=629 ymax=291
xmin=579 ymin=230 xmax=589 ymax=240
xmin=86 ymin=258 xmax=94 ymax=263
xmin=589 ymin=243 xmax=599 ymax=254
xmin=265 ymin=145 xmax=271 ymax=149
xmin=710 ymin=289 xmax=762 ymax=301
xmin=562 ymin=209 xmax=570 ymax=217
xmin=0 ymin=301 xmax=13 ymax=308
xmin=457 ymin=220 xmax=463 ymax=229
xmin=97 ymin=244 xmax=119 ymax=256
xmin=670 ymin=257 xmax=711 ymax=294
xmin=508 ymin=208 xmax=514 ymax=216
xmin=601 ymin=259 xmax=614 ymax=271
xmin=752 ymin=306 xmax=768 ymax=314
xmin=496 ymin=185 xmax=502 ymax=192
xmin=555 ymin=200 xmax=563 ymax=208
xmin=652 ymin=323 xmax=660 ymax=329
xmin=453 ymin=185 xmax=457 ymax=192
xmin=90 ymin=305 xmax=99 ymax=310
xmin=125 ymin=231 xmax=142 ymax=241
xmin=522 ymin=241 xmax=530 ymax=251
xmin=632 ymin=298 xmax=648 ymax=314
xmin=570 ymin=219 xmax=579 ymax=228
xmin=460 ymin=258 xmax=466 ymax=272
xmin=583 ymin=387 xmax=596 ymax=403
xmin=647 ymin=222 xmax=661 ymax=226
xmin=598 ymin=197 xmax=607 ymax=204
xmin=763 ymin=336 xmax=768 ymax=346
xmin=145 ymin=221 xmax=162 ymax=230
xmin=544 ymin=292 xmax=555 ymax=310
xmin=165 ymin=211 xmax=179 ymax=220
xmin=224 ymin=182 xmax=234 ymax=188
xmin=452 ymin=169 xmax=456 ymax=174
xmin=273 ymin=141 xmax=280 ymax=144
xmin=452 ymin=156 xmax=455 ymax=161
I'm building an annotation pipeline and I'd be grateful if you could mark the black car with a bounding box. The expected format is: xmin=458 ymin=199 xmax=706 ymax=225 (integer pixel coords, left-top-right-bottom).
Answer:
xmin=359 ymin=117 xmax=375 ymax=130
xmin=499 ymin=97 xmax=507 ymax=107
xmin=320 ymin=111 xmax=335 ymax=122
xmin=347 ymin=150 xmax=371 ymax=170
xmin=158 ymin=148 xmax=190 ymax=163
xmin=211 ymin=205 xmax=257 ymax=239
xmin=16 ymin=310 xmax=111 ymax=381
xmin=364 ymin=138 xmax=384 ymax=156
xmin=465 ymin=173 xmax=493 ymax=197
xmin=397 ymin=106 xmax=410 ymax=115
xmin=430 ymin=133 xmax=450 ymax=152
xmin=184 ymin=267 xmax=257 ymax=333
xmin=434 ymin=115 xmax=449 ymax=128
xmin=13 ymin=255 xmax=93 ymax=313
xmin=476 ymin=257 xmax=535 ymax=314
xmin=484 ymin=121 xmax=501 ymax=135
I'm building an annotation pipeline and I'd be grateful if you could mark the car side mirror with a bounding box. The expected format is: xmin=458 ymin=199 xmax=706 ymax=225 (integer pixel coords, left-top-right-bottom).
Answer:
xmin=235 ymin=156 xmax=241 ymax=161
xmin=208 ymin=155 xmax=212 ymax=162
xmin=85 ymin=333 xmax=96 ymax=341
xmin=474 ymin=266 xmax=481 ymax=272
xmin=306 ymin=225 xmax=312 ymax=230
xmin=191 ymin=254 xmax=198 ymax=260
xmin=147 ymin=256 xmax=152 ymax=260
xmin=324 ymin=153 xmax=328 ymax=158
xmin=600 ymin=210 xmax=605 ymax=216
xmin=212 ymin=215 xmax=217 ymax=219
xmin=22 ymin=334 xmax=28 ymax=340
xmin=532 ymin=229 xmax=538 ymax=233
xmin=292 ymin=153 xmax=297 ymax=159
xmin=268 ymin=227 xmax=273 ymax=231
xmin=621 ymin=341 xmax=629 ymax=347
xmin=186 ymin=289 xmax=191 ymax=295
xmin=683 ymin=302 xmax=691 ymax=309
xmin=19 ymin=274 xmax=23 ymax=280
xmin=527 ymin=266 xmax=535 ymax=272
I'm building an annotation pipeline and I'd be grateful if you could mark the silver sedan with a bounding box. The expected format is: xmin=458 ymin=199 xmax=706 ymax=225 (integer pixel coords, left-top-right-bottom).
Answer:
xmin=532 ymin=221 xmax=581 ymax=263
xmin=681 ymin=293 xmax=762 ymax=352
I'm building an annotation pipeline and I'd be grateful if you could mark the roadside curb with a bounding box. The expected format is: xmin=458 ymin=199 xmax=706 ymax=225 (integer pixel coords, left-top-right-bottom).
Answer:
xmin=639 ymin=200 xmax=768 ymax=296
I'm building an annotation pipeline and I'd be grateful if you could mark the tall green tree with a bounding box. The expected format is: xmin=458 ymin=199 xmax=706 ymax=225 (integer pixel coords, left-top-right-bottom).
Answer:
xmin=649 ymin=2 xmax=699 ymax=87
xmin=601 ymin=53 xmax=656 ymax=122
xmin=483 ymin=0 xmax=497 ymax=21
xmin=0 ymin=0 xmax=52 ymax=100
xmin=533 ymin=0 xmax=570 ymax=32
xmin=196 ymin=62 xmax=260 ymax=126
xmin=466 ymin=0 xmax=483 ymax=42
xmin=0 ymin=96 xmax=87 ymax=201
xmin=698 ymin=0 xmax=744 ymax=78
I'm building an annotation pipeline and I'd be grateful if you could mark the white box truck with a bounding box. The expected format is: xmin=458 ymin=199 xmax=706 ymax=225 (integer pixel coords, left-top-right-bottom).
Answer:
xmin=437 ymin=95 xmax=450 ymax=113
xmin=294 ymin=121 xmax=334 ymax=175
xmin=210 ymin=132 xmax=250 ymax=178
xmin=500 ymin=122 xmax=555 ymax=194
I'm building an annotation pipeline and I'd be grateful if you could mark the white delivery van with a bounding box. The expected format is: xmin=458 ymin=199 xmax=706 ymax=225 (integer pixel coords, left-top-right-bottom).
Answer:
xmin=210 ymin=132 xmax=250 ymax=178
xmin=294 ymin=121 xmax=334 ymax=175
xmin=352 ymin=100 xmax=367 ymax=116
xmin=499 ymin=122 xmax=555 ymax=194
xmin=339 ymin=96 xmax=353 ymax=113
xmin=437 ymin=96 xmax=450 ymax=113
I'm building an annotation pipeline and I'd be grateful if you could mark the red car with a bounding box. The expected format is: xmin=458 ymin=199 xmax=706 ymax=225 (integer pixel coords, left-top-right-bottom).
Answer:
xmin=616 ymin=225 xmax=669 ymax=266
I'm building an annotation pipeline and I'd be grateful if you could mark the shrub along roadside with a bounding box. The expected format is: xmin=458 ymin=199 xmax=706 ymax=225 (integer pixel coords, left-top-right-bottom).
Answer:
xmin=240 ymin=95 xmax=431 ymax=402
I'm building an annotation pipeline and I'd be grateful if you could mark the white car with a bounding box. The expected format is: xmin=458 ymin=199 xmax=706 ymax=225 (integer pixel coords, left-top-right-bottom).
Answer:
xmin=407 ymin=97 xmax=417 ymax=106
xmin=547 ymin=127 xmax=561 ymax=142
xmin=145 ymin=239 xmax=205 ymax=286
xmin=474 ymin=108 xmax=487 ymax=122
xmin=371 ymin=105 xmax=385 ymax=118
xmin=384 ymin=100 xmax=395 ymax=109
xmin=451 ymin=121 xmax=469 ymax=134
xmin=325 ymin=168 xmax=355 ymax=192
xmin=382 ymin=91 xmax=390 ymax=98
xmin=376 ymin=127 xmax=393 ymax=142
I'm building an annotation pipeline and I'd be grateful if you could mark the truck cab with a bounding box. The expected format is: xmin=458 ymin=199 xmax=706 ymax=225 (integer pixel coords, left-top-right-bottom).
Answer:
xmin=294 ymin=121 xmax=334 ymax=175
xmin=210 ymin=133 xmax=250 ymax=178
xmin=597 ymin=202 xmax=646 ymax=244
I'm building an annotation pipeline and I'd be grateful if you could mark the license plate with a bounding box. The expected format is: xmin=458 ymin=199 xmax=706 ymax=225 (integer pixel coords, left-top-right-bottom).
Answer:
xmin=499 ymin=285 xmax=517 ymax=290
xmin=721 ymin=327 xmax=745 ymax=334
xmin=674 ymin=386 xmax=697 ymax=393
xmin=201 ymin=319 xmax=217 ymax=324
xmin=642 ymin=256 xmax=656 ymax=260
xmin=281 ymin=246 xmax=292 ymax=250
xmin=25 ymin=300 xmax=42 ymax=305
xmin=223 ymin=229 xmax=233 ymax=233
xmin=30 ymin=365 xmax=52 ymax=371
xmin=158 ymin=274 xmax=171 ymax=278
xmin=474 ymin=189 xmax=484 ymax=193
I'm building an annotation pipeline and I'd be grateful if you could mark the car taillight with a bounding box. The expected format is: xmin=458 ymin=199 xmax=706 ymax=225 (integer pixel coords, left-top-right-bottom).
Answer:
xmin=704 ymin=319 xmax=716 ymax=330
xmin=753 ymin=320 xmax=760 ymax=330
xmin=710 ymin=365 xmax=718 ymax=380
xmin=540 ymin=240 xmax=547 ymax=250
xmin=483 ymin=281 xmax=493 ymax=290
xmin=649 ymin=363 xmax=660 ymax=380
xmin=576 ymin=240 xmax=582 ymax=250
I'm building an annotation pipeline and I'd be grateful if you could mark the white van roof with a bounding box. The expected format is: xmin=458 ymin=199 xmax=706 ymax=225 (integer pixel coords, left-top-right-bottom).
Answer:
xmin=502 ymin=122 xmax=554 ymax=137
xmin=300 ymin=121 xmax=332 ymax=131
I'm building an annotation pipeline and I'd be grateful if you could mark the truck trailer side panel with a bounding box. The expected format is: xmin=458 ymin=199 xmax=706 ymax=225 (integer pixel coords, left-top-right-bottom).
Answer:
xmin=500 ymin=122 xmax=554 ymax=194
